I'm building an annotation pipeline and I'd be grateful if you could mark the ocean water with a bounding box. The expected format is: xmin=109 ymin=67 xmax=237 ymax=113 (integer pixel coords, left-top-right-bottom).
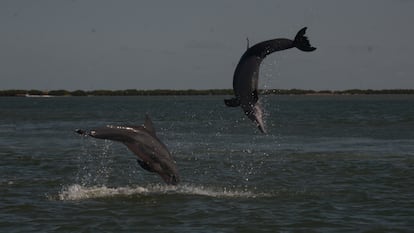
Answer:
xmin=0 ymin=95 xmax=413 ymax=232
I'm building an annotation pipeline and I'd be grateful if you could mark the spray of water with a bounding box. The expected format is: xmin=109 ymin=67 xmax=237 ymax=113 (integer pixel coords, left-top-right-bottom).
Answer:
xmin=58 ymin=183 xmax=271 ymax=201
xmin=76 ymin=138 xmax=115 ymax=186
xmin=67 ymin=121 xmax=274 ymax=202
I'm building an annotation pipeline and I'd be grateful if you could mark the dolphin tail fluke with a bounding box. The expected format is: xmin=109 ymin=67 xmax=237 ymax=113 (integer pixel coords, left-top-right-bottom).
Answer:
xmin=293 ymin=27 xmax=316 ymax=52
xmin=224 ymin=98 xmax=240 ymax=107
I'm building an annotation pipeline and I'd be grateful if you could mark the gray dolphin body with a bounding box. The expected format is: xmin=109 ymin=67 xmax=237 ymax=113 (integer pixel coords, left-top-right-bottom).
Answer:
xmin=225 ymin=27 xmax=316 ymax=133
xmin=76 ymin=115 xmax=179 ymax=185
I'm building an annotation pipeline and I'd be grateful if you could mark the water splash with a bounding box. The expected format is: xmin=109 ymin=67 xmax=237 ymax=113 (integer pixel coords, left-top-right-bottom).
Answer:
xmin=58 ymin=183 xmax=271 ymax=201
xmin=76 ymin=139 xmax=115 ymax=186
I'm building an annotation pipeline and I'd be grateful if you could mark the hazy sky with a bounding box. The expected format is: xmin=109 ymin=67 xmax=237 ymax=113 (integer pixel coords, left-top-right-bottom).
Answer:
xmin=1 ymin=0 xmax=413 ymax=90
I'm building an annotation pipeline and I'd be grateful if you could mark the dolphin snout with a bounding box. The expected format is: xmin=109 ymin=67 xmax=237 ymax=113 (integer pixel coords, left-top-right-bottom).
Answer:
xmin=244 ymin=103 xmax=266 ymax=133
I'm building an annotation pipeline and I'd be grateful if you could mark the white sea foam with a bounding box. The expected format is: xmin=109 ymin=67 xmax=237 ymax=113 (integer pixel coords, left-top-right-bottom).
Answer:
xmin=58 ymin=184 xmax=270 ymax=201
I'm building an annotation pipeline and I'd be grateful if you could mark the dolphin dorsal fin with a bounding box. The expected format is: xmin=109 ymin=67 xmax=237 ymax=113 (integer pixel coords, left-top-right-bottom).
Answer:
xmin=144 ymin=114 xmax=157 ymax=136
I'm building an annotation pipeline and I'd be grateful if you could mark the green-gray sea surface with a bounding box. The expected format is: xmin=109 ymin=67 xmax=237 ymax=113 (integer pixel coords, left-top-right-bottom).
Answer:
xmin=1 ymin=95 xmax=413 ymax=232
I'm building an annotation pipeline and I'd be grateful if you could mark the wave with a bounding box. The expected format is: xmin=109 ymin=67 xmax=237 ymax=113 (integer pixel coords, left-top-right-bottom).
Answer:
xmin=58 ymin=184 xmax=270 ymax=201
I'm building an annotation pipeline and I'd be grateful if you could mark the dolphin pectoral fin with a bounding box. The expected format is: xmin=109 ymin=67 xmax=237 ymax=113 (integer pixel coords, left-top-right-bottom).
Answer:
xmin=293 ymin=27 xmax=316 ymax=52
xmin=224 ymin=98 xmax=240 ymax=107
xmin=137 ymin=159 xmax=155 ymax=173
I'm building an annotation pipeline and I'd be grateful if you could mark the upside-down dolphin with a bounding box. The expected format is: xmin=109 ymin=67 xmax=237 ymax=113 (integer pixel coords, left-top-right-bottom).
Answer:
xmin=75 ymin=115 xmax=179 ymax=185
xmin=225 ymin=27 xmax=316 ymax=133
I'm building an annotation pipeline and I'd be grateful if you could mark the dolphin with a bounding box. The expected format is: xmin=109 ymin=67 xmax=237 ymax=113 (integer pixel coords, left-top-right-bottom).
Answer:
xmin=75 ymin=115 xmax=179 ymax=185
xmin=225 ymin=27 xmax=316 ymax=133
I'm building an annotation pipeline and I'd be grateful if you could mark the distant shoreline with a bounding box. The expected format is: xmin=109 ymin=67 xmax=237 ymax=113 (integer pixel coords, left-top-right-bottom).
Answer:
xmin=1 ymin=89 xmax=414 ymax=97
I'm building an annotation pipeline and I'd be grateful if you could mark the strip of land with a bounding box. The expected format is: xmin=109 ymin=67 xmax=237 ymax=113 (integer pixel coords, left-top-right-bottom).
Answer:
xmin=1 ymin=89 xmax=414 ymax=97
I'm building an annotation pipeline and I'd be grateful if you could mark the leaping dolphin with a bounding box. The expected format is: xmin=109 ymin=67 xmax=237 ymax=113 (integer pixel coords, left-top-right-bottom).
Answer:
xmin=75 ymin=115 xmax=179 ymax=185
xmin=225 ymin=27 xmax=316 ymax=133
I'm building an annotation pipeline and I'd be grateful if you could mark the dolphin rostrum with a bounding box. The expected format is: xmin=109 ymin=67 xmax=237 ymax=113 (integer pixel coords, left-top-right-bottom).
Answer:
xmin=75 ymin=115 xmax=179 ymax=185
xmin=225 ymin=27 xmax=316 ymax=133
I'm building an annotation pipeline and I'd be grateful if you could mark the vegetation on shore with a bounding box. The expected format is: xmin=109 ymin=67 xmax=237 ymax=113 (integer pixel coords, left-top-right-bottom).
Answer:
xmin=1 ymin=89 xmax=414 ymax=97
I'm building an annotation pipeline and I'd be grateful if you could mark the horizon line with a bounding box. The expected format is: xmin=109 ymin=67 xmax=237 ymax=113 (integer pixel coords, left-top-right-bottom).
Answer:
xmin=2 ymin=88 xmax=414 ymax=97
